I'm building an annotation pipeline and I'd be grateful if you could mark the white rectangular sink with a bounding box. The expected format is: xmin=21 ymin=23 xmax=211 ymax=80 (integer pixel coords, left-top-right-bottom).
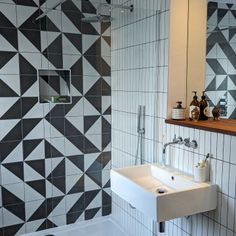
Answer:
xmin=111 ymin=164 xmax=217 ymax=222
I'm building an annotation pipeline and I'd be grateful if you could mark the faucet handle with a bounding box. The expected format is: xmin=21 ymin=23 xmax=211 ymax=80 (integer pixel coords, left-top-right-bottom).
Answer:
xmin=173 ymin=135 xmax=183 ymax=143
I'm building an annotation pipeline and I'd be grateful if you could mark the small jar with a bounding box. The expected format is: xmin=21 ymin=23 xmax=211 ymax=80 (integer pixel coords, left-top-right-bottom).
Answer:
xmin=172 ymin=101 xmax=186 ymax=120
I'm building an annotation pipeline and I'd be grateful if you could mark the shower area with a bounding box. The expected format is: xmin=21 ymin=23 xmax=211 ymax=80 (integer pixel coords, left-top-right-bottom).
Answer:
xmin=0 ymin=0 xmax=164 ymax=235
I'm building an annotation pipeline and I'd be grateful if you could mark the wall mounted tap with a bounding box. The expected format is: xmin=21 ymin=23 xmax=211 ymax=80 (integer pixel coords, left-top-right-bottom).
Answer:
xmin=184 ymin=138 xmax=198 ymax=149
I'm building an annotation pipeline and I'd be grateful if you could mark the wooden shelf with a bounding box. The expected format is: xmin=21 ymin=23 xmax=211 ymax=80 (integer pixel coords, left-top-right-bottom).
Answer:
xmin=165 ymin=119 xmax=236 ymax=136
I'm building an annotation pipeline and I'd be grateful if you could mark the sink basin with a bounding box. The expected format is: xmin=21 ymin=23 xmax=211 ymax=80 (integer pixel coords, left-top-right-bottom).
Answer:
xmin=111 ymin=164 xmax=217 ymax=222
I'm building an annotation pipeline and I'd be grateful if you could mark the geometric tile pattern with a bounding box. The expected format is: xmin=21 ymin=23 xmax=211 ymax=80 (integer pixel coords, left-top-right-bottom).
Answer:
xmin=0 ymin=0 xmax=111 ymax=234
xmin=206 ymin=2 xmax=236 ymax=118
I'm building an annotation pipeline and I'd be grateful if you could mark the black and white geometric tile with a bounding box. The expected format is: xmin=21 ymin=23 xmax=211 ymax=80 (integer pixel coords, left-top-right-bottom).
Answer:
xmin=0 ymin=0 xmax=111 ymax=234
xmin=206 ymin=2 xmax=236 ymax=118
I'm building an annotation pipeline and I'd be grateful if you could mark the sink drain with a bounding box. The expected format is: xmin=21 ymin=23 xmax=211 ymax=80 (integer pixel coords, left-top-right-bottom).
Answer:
xmin=156 ymin=188 xmax=167 ymax=194
xmin=45 ymin=235 xmax=55 ymax=236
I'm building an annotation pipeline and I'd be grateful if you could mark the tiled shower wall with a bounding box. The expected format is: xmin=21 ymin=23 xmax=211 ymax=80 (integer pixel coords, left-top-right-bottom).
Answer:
xmin=0 ymin=0 xmax=111 ymax=235
xmin=111 ymin=0 xmax=236 ymax=236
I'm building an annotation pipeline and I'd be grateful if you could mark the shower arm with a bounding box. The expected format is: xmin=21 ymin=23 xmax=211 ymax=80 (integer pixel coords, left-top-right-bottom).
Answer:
xmin=35 ymin=0 xmax=69 ymax=22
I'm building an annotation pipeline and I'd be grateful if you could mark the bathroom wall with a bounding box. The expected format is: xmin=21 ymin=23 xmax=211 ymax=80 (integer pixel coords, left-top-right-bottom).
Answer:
xmin=0 ymin=0 xmax=111 ymax=235
xmin=206 ymin=2 xmax=236 ymax=118
xmin=111 ymin=0 xmax=236 ymax=236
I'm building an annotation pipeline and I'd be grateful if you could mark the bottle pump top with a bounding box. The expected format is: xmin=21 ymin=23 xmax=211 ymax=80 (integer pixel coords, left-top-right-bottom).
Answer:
xmin=202 ymin=91 xmax=206 ymax=99
xmin=192 ymin=91 xmax=198 ymax=99
xmin=176 ymin=101 xmax=183 ymax=109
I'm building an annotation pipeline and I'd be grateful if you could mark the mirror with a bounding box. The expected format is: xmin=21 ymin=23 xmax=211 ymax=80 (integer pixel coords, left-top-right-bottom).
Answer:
xmin=38 ymin=69 xmax=71 ymax=104
xmin=205 ymin=2 xmax=236 ymax=119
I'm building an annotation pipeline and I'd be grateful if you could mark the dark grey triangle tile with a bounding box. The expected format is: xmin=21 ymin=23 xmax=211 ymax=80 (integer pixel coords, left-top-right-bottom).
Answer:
xmin=102 ymin=133 xmax=110 ymax=151
xmin=63 ymin=10 xmax=82 ymax=32
xmin=0 ymin=79 xmax=19 ymax=97
xmin=0 ymin=51 xmax=16 ymax=69
xmin=85 ymin=78 xmax=102 ymax=96
xmin=103 ymin=179 xmax=110 ymax=188
xmin=68 ymin=175 xmax=84 ymax=194
xmin=15 ymin=0 xmax=38 ymax=6
xmin=65 ymin=96 xmax=82 ymax=115
xmin=37 ymin=219 xmax=56 ymax=231
xmin=0 ymin=12 xmax=16 ymax=28
xmin=84 ymin=38 xmax=101 ymax=56
xmin=40 ymin=15 xmax=61 ymax=32
xmin=46 ymin=196 xmax=64 ymax=215
xmin=4 ymin=203 xmax=25 ymax=221
xmin=206 ymin=59 xmax=227 ymax=75
xmin=62 ymin=0 xmax=81 ymax=12
xmin=48 ymin=158 xmax=65 ymax=178
xmin=67 ymin=136 xmax=84 ymax=153
xmin=26 ymin=180 xmax=46 ymax=197
xmin=102 ymin=117 xmax=111 ymax=134
xmin=43 ymin=34 xmax=62 ymax=54
xmin=81 ymin=1 xmax=96 ymax=14
xmin=217 ymin=8 xmax=228 ymax=24
xmin=66 ymin=211 xmax=83 ymax=224
xmin=19 ymin=54 xmax=37 ymax=75
xmin=219 ymin=43 xmax=236 ymax=70
xmin=101 ymin=23 xmax=111 ymax=35
xmin=85 ymin=96 xmax=101 ymax=113
xmin=71 ymin=57 xmax=83 ymax=75
xmin=85 ymin=207 xmax=100 ymax=220
xmin=85 ymin=171 xmax=102 ymax=187
xmin=1 ymin=98 xmax=21 ymax=119
xmin=229 ymin=90 xmax=236 ymax=101
xmin=20 ymin=75 xmax=37 ymax=95
xmin=43 ymin=52 xmax=62 ymax=68
xmin=102 ymin=205 xmax=111 ymax=216
xmin=2 ymin=223 xmax=24 ymax=236
xmin=229 ymin=74 xmax=236 ymax=86
xmin=102 ymin=36 xmax=111 ymax=46
xmin=86 ymin=154 xmax=103 ymax=173
xmin=217 ymin=77 xmax=228 ymax=90
xmin=84 ymin=116 xmax=100 ymax=133
xmin=0 ymin=141 xmax=21 ymax=162
xmin=65 ymin=119 xmax=83 ymax=137
xmin=102 ymin=189 xmax=111 ymax=206
xmin=81 ymin=22 xmax=99 ymax=35
xmin=103 ymin=106 xmax=111 ymax=115
xmin=2 ymin=120 xmax=22 ymax=142
xmin=84 ymin=190 xmax=100 ymax=208
xmin=22 ymin=118 xmax=42 ymax=138
xmin=2 ymin=187 xmax=24 ymax=206
xmin=47 ymin=117 xmax=65 ymax=136
xmin=100 ymin=57 xmax=110 ymax=76
xmin=20 ymin=29 xmax=41 ymax=51
xmin=19 ymin=8 xmax=41 ymax=31
xmin=2 ymin=162 xmax=24 ymax=180
xmin=84 ymin=136 xmax=100 ymax=154
xmin=101 ymin=78 xmax=111 ymax=95
xmin=28 ymin=200 xmax=47 ymax=221
xmin=0 ymin=28 xmax=18 ymax=50
xmin=49 ymin=176 xmax=66 ymax=194
xmin=71 ymin=75 xmax=83 ymax=94
xmin=64 ymin=33 xmax=82 ymax=53
xmin=21 ymin=97 xmax=38 ymax=117
xmin=67 ymin=155 xmax=84 ymax=172
xmin=25 ymin=160 xmax=45 ymax=177
xmin=44 ymin=139 xmax=64 ymax=158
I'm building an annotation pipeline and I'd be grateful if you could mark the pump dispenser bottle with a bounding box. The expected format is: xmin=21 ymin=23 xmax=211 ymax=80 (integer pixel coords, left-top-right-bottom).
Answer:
xmin=189 ymin=91 xmax=200 ymax=120
xmin=199 ymin=91 xmax=209 ymax=120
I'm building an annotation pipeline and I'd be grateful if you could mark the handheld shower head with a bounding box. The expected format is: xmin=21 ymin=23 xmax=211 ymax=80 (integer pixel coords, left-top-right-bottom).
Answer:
xmin=81 ymin=15 xmax=113 ymax=23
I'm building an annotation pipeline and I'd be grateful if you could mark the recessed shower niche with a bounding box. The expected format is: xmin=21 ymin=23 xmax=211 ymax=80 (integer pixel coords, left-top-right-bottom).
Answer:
xmin=38 ymin=69 xmax=71 ymax=104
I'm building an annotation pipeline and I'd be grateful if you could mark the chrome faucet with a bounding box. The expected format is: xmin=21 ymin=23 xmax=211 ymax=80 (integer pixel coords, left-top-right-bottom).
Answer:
xmin=162 ymin=135 xmax=183 ymax=166
xmin=162 ymin=135 xmax=198 ymax=166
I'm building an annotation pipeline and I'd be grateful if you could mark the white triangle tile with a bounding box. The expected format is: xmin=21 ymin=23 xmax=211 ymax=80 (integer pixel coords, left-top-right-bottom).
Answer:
xmin=205 ymin=91 xmax=216 ymax=105
xmin=1 ymin=3 xmax=16 ymax=26
xmin=206 ymin=62 xmax=216 ymax=75
xmin=48 ymin=137 xmax=65 ymax=156
xmin=84 ymin=98 xmax=100 ymax=116
xmin=103 ymin=114 xmax=111 ymax=123
xmin=40 ymin=31 xmax=48 ymax=52
xmin=25 ymin=219 xmax=45 ymax=234
xmin=216 ymin=44 xmax=227 ymax=59
xmin=25 ymin=199 xmax=44 ymax=221
xmin=21 ymin=52 xmax=42 ymax=70
xmin=86 ymin=191 xmax=101 ymax=209
xmin=66 ymin=159 xmax=83 ymax=176
xmin=0 ymin=35 xmax=17 ymax=51
xmin=18 ymin=31 xmax=40 ymax=53
xmin=16 ymin=5 xmax=37 ymax=27
xmin=2 ymin=142 xmax=23 ymax=164
xmin=1 ymin=74 xmax=20 ymax=96
xmin=66 ymin=174 xmax=83 ymax=193
xmin=24 ymin=183 xmax=44 ymax=202
xmin=46 ymin=9 xmax=62 ymax=31
xmin=84 ymin=175 xmax=100 ymax=191
xmin=1 ymin=166 xmax=23 ymax=185
xmin=82 ymin=35 xmax=99 ymax=53
xmin=0 ymin=119 xmax=19 ymax=141
xmin=103 ymin=76 xmax=111 ymax=86
xmin=83 ymin=57 xmax=100 ymax=76
xmin=228 ymin=92 xmax=236 ymax=105
xmin=3 ymin=208 xmax=24 ymax=227
xmin=227 ymin=105 xmax=235 ymax=118
xmin=24 ymin=163 xmax=44 ymax=181
xmin=0 ymin=54 xmax=19 ymax=75
xmin=42 ymin=54 xmax=56 ymax=70
xmin=218 ymin=11 xmax=230 ymax=27
xmin=21 ymin=81 xmax=39 ymax=97
xmin=228 ymin=78 xmax=236 ymax=91
xmin=205 ymin=75 xmax=215 ymax=88
xmin=101 ymin=37 xmax=110 ymax=56
xmin=52 ymin=184 xmax=64 ymax=197
xmin=24 ymin=141 xmax=44 ymax=161
xmin=49 ymin=215 xmax=66 ymax=226
xmin=4 ymin=183 xmax=24 ymax=201
xmin=102 ymin=96 xmax=110 ymax=113
xmin=86 ymin=117 xmax=101 ymax=135
xmin=51 ymin=157 xmax=64 ymax=173
xmin=206 ymin=44 xmax=217 ymax=58
xmin=102 ymin=26 xmax=111 ymax=37
xmin=66 ymin=116 xmax=84 ymax=134
xmin=0 ymin=98 xmax=19 ymax=117
xmin=208 ymin=11 xmax=217 ymax=26
xmin=83 ymin=76 xmax=100 ymax=94
xmin=63 ymin=54 xmax=81 ymax=69
xmin=102 ymin=56 xmax=111 ymax=67
xmin=23 ymin=103 xmax=44 ymax=119
xmin=48 ymin=198 xmax=66 ymax=217
xmin=24 ymin=120 xmax=44 ymax=140
xmin=45 ymin=180 xmax=64 ymax=198
xmin=102 ymin=169 xmax=110 ymax=186
xmin=45 ymin=159 xmax=52 ymax=178
xmin=91 ymin=22 xmax=100 ymax=35
xmin=84 ymin=153 xmax=100 ymax=171
xmin=227 ymin=60 xmax=236 ymax=74
xmin=65 ymin=193 xmax=83 ymax=211
xmin=66 ymin=98 xmax=84 ymax=117
xmin=62 ymin=12 xmax=80 ymax=34
xmin=71 ymin=84 xmax=83 ymax=96
xmin=62 ymin=34 xmax=81 ymax=55
xmin=216 ymin=75 xmax=227 ymax=89
xmin=102 ymin=143 xmax=111 ymax=152
xmin=65 ymin=138 xmax=83 ymax=156
xmin=85 ymin=134 xmax=101 ymax=151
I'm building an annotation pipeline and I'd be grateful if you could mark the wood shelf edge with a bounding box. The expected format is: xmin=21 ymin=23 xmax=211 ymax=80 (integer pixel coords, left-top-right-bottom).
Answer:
xmin=165 ymin=119 xmax=236 ymax=136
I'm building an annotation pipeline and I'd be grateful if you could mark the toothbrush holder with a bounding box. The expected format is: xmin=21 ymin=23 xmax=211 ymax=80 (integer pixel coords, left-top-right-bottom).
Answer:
xmin=194 ymin=165 xmax=207 ymax=182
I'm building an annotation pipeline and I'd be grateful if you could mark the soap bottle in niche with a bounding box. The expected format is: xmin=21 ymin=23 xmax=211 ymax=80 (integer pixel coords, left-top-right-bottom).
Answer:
xmin=199 ymin=91 xmax=209 ymax=120
xmin=189 ymin=91 xmax=200 ymax=120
